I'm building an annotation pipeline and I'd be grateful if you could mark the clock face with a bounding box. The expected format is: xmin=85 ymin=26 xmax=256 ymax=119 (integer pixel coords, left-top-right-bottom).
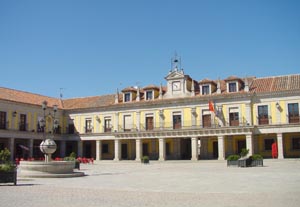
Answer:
xmin=172 ymin=81 xmax=181 ymax=91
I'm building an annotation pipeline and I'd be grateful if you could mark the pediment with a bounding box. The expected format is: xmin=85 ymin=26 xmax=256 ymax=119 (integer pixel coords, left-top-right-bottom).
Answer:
xmin=165 ymin=70 xmax=185 ymax=80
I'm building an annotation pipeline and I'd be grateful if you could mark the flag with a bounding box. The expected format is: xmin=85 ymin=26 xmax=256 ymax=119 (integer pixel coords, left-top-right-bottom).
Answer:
xmin=209 ymin=101 xmax=215 ymax=112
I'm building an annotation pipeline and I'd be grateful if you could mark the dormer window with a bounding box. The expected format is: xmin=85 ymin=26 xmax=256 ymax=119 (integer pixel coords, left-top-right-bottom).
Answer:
xmin=202 ymin=85 xmax=210 ymax=95
xmin=146 ymin=91 xmax=153 ymax=100
xmin=199 ymin=79 xmax=216 ymax=95
xmin=122 ymin=87 xmax=137 ymax=102
xmin=225 ymin=76 xmax=244 ymax=93
xmin=124 ymin=92 xmax=131 ymax=102
xmin=228 ymin=82 xmax=237 ymax=92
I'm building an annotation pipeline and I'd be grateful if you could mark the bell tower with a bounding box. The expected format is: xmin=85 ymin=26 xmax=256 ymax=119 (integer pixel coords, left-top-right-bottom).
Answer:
xmin=164 ymin=53 xmax=192 ymax=98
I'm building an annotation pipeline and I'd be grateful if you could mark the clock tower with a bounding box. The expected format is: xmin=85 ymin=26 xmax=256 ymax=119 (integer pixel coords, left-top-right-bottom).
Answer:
xmin=164 ymin=54 xmax=193 ymax=98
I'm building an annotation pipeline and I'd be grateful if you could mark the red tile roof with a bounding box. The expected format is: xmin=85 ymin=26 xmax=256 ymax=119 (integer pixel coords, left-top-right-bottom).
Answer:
xmin=0 ymin=87 xmax=63 ymax=109
xmin=63 ymin=94 xmax=115 ymax=109
xmin=1 ymin=74 xmax=299 ymax=110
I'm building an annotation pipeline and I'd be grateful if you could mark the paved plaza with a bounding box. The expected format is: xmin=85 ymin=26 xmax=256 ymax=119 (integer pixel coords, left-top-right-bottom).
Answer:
xmin=1 ymin=159 xmax=300 ymax=207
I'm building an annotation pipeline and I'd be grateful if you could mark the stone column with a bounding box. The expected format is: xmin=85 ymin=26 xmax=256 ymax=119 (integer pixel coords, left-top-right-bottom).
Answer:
xmin=191 ymin=137 xmax=198 ymax=161
xmin=277 ymin=133 xmax=284 ymax=159
xmin=218 ymin=136 xmax=225 ymax=160
xmin=135 ymin=139 xmax=142 ymax=161
xmin=158 ymin=138 xmax=166 ymax=161
xmin=96 ymin=140 xmax=102 ymax=161
xmin=246 ymin=134 xmax=253 ymax=156
xmin=9 ymin=138 xmax=15 ymax=161
xmin=114 ymin=139 xmax=121 ymax=161
xmin=60 ymin=140 xmax=66 ymax=158
xmin=28 ymin=139 xmax=34 ymax=158
xmin=77 ymin=141 xmax=83 ymax=157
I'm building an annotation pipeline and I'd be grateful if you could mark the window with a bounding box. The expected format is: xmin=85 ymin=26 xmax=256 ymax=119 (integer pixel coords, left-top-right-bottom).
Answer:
xmin=292 ymin=138 xmax=300 ymax=150
xmin=202 ymin=85 xmax=210 ymax=95
xmin=0 ymin=111 xmax=7 ymax=129
xmin=173 ymin=114 xmax=182 ymax=129
xmin=85 ymin=119 xmax=92 ymax=133
xmin=19 ymin=114 xmax=27 ymax=131
xmin=124 ymin=93 xmax=131 ymax=102
xmin=228 ymin=82 xmax=237 ymax=92
xmin=264 ymin=139 xmax=274 ymax=151
xmin=123 ymin=115 xmax=132 ymax=131
xmin=104 ymin=118 xmax=112 ymax=132
xmin=202 ymin=114 xmax=211 ymax=128
xmin=102 ymin=144 xmax=109 ymax=153
xmin=288 ymin=103 xmax=299 ymax=123
xmin=146 ymin=116 xmax=154 ymax=130
xmin=146 ymin=91 xmax=153 ymax=100
xmin=229 ymin=112 xmax=239 ymax=126
xmin=258 ymin=105 xmax=269 ymax=125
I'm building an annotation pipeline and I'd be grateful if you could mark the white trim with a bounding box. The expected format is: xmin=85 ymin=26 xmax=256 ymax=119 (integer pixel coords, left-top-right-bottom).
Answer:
xmin=171 ymin=110 xmax=183 ymax=127
xmin=145 ymin=90 xmax=154 ymax=100
xmin=226 ymin=81 xmax=239 ymax=93
xmin=123 ymin=92 xmax=131 ymax=102
xmin=200 ymin=84 xmax=211 ymax=95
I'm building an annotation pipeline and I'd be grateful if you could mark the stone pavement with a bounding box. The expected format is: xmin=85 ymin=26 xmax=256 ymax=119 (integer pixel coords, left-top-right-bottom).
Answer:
xmin=1 ymin=159 xmax=300 ymax=207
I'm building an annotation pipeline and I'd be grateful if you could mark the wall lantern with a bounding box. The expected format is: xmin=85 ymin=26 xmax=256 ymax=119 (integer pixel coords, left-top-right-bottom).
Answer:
xmin=96 ymin=116 xmax=101 ymax=122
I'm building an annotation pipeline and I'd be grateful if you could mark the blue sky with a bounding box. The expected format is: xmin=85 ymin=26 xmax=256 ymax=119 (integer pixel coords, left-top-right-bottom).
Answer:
xmin=0 ymin=0 xmax=299 ymax=99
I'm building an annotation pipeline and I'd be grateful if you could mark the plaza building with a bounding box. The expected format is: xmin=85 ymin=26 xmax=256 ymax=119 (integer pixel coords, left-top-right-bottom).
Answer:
xmin=1 ymin=58 xmax=300 ymax=161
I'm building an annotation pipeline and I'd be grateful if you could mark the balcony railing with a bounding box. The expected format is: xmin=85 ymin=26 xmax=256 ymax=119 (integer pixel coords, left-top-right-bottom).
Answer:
xmin=103 ymin=125 xmax=113 ymax=133
xmin=256 ymin=116 xmax=272 ymax=125
xmin=19 ymin=123 xmax=28 ymax=131
xmin=75 ymin=116 xmax=300 ymax=135
xmin=84 ymin=126 xmax=93 ymax=134
xmin=288 ymin=115 xmax=300 ymax=124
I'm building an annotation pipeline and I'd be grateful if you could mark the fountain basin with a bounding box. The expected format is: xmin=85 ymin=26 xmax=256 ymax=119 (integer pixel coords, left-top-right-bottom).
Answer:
xmin=19 ymin=161 xmax=84 ymax=178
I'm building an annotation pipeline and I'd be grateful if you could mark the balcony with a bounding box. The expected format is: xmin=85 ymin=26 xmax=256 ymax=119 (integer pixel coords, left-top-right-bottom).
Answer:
xmin=288 ymin=115 xmax=300 ymax=124
xmin=103 ymin=125 xmax=113 ymax=133
xmin=84 ymin=126 xmax=93 ymax=134
xmin=19 ymin=123 xmax=28 ymax=131
xmin=257 ymin=116 xmax=271 ymax=125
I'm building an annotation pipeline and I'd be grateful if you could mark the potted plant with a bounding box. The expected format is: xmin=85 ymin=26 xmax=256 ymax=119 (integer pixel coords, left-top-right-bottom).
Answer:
xmin=226 ymin=154 xmax=240 ymax=166
xmin=141 ymin=156 xmax=150 ymax=164
xmin=250 ymin=154 xmax=263 ymax=167
xmin=238 ymin=148 xmax=252 ymax=167
xmin=64 ymin=152 xmax=80 ymax=170
xmin=0 ymin=148 xmax=17 ymax=185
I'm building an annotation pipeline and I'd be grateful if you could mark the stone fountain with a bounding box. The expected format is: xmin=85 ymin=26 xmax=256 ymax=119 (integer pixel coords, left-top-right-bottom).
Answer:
xmin=19 ymin=101 xmax=84 ymax=178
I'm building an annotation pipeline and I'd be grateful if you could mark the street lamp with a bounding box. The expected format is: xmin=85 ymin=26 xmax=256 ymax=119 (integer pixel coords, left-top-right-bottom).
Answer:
xmin=39 ymin=100 xmax=58 ymax=162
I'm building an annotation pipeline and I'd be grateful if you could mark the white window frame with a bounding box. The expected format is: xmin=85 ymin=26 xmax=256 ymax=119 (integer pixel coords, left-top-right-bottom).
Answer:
xmin=123 ymin=92 xmax=131 ymax=102
xmin=145 ymin=90 xmax=154 ymax=100
xmin=227 ymin=81 xmax=238 ymax=93
xmin=200 ymin=84 xmax=211 ymax=95
xmin=123 ymin=113 xmax=133 ymax=131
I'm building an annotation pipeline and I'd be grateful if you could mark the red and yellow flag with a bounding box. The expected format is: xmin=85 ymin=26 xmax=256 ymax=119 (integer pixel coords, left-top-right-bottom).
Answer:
xmin=209 ymin=101 xmax=215 ymax=112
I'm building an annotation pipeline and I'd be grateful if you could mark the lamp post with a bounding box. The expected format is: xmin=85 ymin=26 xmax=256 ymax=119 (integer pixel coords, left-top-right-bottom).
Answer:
xmin=39 ymin=100 xmax=58 ymax=162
